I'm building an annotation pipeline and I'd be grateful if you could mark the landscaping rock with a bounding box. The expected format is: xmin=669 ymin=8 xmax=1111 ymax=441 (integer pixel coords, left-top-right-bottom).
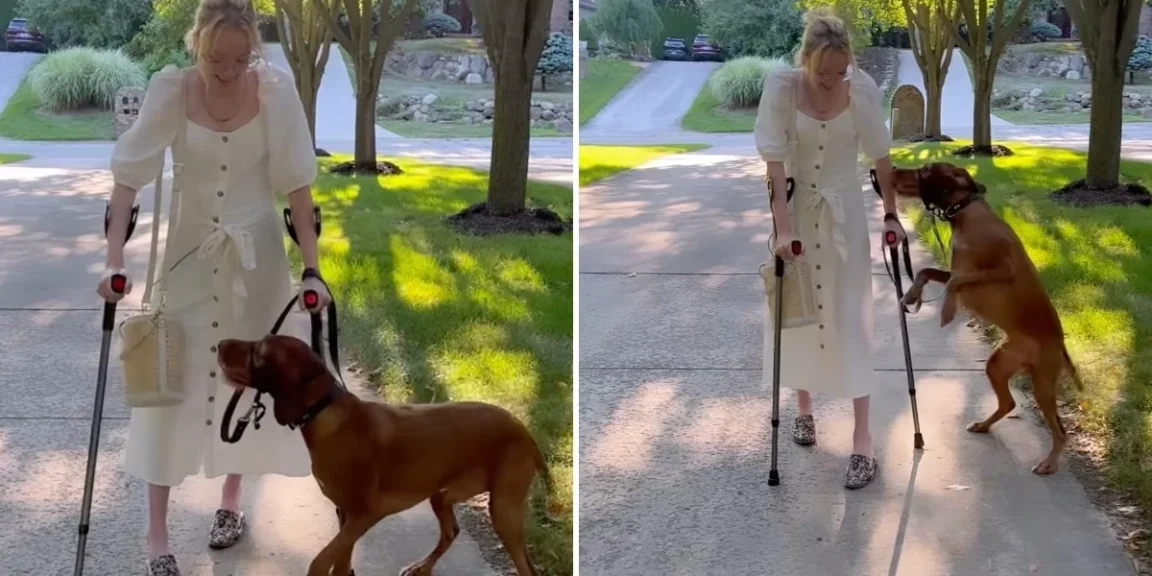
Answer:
xmin=1029 ymin=87 xmax=1043 ymax=98
xmin=530 ymin=108 xmax=542 ymax=120
xmin=465 ymin=73 xmax=483 ymax=84
xmin=1066 ymin=70 xmax=1081 ymax=80
xmin=553 ymin=118 xmax=573 ymax=133
xmin=422 ymin=93 xmax=439 ymax=106
xmin=430 ymin=69 xmax=451 ymax=81
xmin=541 ymin=110 xmax=557 ymax=121
xmin=1144 ymin=108 xmax=1152 ymax=118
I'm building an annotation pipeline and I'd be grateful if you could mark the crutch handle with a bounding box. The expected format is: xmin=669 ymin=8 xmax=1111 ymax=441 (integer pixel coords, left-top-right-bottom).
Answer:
xmin=885 ymin=231 xmax=898 ymax=246
xmin=109 ymin=274 xmax=127 ymax=294
xmin=303 ymin=290 xmax=319 ymax=310
xmin=790 ymin=240 xmax=802 ymax=255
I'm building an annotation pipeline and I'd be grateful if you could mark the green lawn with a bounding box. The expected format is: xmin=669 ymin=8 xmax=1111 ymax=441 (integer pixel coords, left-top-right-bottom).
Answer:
xmin=994 ymin=109 xmax=1152 ymax=125
xmin=379 ymin=119 xmax=565 ymax=138
xmin=579 ymin=59 xmax=642 ymax=126
xmin=0 ymin=76 xmax=115 ymax=141
xmin=298 ymin=157 xmax=572 ymax=575
xmin=891 ymin=141 xmax=1152 ymax=509
xmin=579 ymin=144 xmax=710 ymax=186
xmin=0 ymin=153 xmax=31 ymax=164
xmin=397 ymin=37 xmax=486 ymax=54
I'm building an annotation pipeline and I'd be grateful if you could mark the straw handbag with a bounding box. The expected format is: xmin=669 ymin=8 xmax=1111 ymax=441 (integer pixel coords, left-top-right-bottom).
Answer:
xmin=759 ymin=234 xmax=820 ymax=330
xmin=117 ymin=100 xmax=189 ymax=409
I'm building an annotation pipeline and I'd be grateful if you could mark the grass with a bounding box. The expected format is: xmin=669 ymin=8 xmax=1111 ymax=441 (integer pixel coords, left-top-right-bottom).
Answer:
xmin=296 ymin=157 xmax=572 ymax=575
xmin=0 ymin=153 xmax=31 ymax=164
xmin=0 ymin=75 xmax=115 ymax=141
xmin=397 ymin=37 xmax=486 ymax=54
xmin=579 ymin=59 xmax=643 ymax=126
xmin=890 ymin=140 xmax=1152 ymax=513
xmin=1006 ymin=40 xmax=1085 ymax=55
xmin=579 ymin=144 xmax=710 ymax=185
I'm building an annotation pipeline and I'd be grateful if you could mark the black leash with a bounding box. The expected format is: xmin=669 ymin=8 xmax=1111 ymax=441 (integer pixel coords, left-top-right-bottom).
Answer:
xmin=220 ymin=208 xmax=345 ymax=444
xmin=870 ymin=169 xmax=916 ymax=286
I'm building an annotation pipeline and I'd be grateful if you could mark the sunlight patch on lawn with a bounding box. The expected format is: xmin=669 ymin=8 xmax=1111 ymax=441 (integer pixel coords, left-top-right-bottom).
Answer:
xmin=579 ymin=144 xmax=710 ymax=186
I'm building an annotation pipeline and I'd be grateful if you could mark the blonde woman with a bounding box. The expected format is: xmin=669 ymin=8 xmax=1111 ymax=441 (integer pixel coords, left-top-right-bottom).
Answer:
xmin=97 ymin=0 xmax=328 ymax=573
xmin=754 ymin=9 xmax=903 ymax=490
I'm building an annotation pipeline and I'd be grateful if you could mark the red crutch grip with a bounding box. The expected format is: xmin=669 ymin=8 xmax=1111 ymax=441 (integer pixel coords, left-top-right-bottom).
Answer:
xmin=790 ymin=240 xmax=802 ymax=256
xmin=110 ymin=274 xmax=127 ymax=294
xmin=303 ymin=290 xmax=319 ymax=309
xmin=885 ymin=231 xmax=898 ymax=246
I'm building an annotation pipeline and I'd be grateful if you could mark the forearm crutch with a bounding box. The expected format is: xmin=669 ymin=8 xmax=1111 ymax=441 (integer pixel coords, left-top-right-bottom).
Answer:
xmin=870 ymin=169 xmax=924 ymax=450
xmin=768 ymin=177 xmax=801 ymax=487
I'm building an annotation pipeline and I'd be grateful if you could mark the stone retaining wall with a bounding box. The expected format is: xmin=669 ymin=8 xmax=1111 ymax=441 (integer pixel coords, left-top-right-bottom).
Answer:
xmin=380 ymin=93 xmax=574 ymax=133
xmin=997 ymin=48 xmax=1091 ymax=80
xmin=994 ymin=86 xmax=1152 ymax=117
xmin=384 ymin=50 xmax=573 ymax=88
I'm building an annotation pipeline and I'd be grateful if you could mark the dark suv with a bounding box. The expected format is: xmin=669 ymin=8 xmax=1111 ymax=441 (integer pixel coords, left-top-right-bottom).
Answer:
xmin=662 ymin=37 xmax=690 ymax=61
xmin=691 ymin=34 xmax=723 ymax=62
xmin=5 ymin=18 xmax=46 ymax=52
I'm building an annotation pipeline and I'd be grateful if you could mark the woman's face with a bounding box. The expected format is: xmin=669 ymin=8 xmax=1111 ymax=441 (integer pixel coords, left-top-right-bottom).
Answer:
xmin=811 ymin=48 xmax=851 ymax=90
xmin=199 ymin=26 xmax=253 ymax=86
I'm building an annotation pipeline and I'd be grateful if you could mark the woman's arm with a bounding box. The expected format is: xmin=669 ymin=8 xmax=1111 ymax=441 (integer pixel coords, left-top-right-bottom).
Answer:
xmin=286 ymin=186 xmax=320 ymax=271
xmin=766 ymin=161 xmax=793 ymax=237
xmin=104 ymin=183 xmax=139 ymax=270
xmin=873 ymin=155 xmax=897 ymax=216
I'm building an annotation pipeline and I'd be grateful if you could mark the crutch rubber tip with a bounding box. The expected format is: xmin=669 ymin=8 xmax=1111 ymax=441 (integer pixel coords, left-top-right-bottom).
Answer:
xmin=915 ymin=433 xmax=924 ymax=450
xmin=768 ymin=470 xmax=780 ymax=486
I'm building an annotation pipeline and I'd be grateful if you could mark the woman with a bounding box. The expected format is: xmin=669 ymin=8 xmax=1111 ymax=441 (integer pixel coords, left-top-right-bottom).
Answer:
xmin=754 ymin=9 xmax=904 ymax=490
xmin=97 ymin=1 xmax=330 ymax=573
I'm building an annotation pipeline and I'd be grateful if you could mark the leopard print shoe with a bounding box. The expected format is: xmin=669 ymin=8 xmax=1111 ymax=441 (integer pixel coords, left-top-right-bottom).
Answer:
xmin=845 ymin=454 xmax=878 ymax=489
xmin=145 ymin=554 xmax=180 ymax=576
xmin=792 ymin=415 xmax=816 ymax=446
xmin=208 ymin=509 xmax=245 ymax=549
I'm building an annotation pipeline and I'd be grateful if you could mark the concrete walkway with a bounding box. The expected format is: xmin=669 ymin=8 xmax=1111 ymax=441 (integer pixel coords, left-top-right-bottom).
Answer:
xmin=0 ymin=166 xmax=496 ymax=574
xmin=578 ymin=148 xmax=1135 ymax=575
xmin=895 ymin=48 xmax=1011 ymax=136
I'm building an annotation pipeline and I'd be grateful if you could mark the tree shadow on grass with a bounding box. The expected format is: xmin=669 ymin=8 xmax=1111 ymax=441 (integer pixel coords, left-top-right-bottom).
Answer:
xmin=307 ymin=158 xmax=573 ymax=574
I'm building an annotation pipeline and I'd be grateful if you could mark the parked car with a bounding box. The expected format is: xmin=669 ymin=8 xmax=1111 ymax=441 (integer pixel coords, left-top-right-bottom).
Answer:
xmin=5 ymin=18 xmax=46 ymax=52
xmin=691 ymin=34 xmax=723 ymax=62
xmin=662 ymin=37 xmax=690 ymax=61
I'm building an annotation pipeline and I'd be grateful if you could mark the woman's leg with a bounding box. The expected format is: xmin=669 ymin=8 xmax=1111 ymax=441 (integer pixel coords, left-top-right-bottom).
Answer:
xmin=220 ymin=474 xmax=242 ymax=511
xmin=852 ymin=395 xmax=873 ymax=456
xmin=796 ymin=390 xmax=813 ymax=416
xmin=147 ymin=483 xmax=171 ymax=559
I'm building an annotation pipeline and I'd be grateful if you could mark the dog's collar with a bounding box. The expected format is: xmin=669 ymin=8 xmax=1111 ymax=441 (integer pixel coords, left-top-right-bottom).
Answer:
xmin=289 ymin=389 xmax=340 ymax=431
xmin=919 ymin=171 xmax=978 ymax=223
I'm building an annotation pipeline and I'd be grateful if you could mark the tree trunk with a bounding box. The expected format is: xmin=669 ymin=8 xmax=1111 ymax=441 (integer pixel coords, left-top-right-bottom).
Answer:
xmin=1088 ymin=54 xmax=1124 ymax=187
xmin=925 ymin=73 xmax=943 ymax=137
xmin=487 ymin=58 xmax=532 ymax=215
xmin=973 ymin=74 xmax=993 ymax=147
xmin=355 ymin=69 xmax=377 ymax=169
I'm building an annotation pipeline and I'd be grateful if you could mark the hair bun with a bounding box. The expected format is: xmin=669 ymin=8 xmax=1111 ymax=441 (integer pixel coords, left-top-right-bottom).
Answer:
xmin=802 ymin=8 xmax=845 ymax=33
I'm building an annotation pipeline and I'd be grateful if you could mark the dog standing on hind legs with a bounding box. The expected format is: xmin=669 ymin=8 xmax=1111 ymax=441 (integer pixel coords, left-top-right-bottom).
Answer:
xmin=890 ymin=162 xmax=1083 ymax=475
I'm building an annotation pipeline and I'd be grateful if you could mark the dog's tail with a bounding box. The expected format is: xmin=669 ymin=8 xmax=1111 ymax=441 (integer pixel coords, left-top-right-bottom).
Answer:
xmin=1063 ymin=344 xmax=1084 ymax=392
xmin=531 ymin=439 xmax=566 ymax=522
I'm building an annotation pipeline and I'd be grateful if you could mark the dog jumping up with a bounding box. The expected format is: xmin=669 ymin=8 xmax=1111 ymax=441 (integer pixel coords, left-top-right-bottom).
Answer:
xmin=890 ymin=162 xmax=1081 ymax=475
xmin=216 ymin=334 xmax=562 ymax=576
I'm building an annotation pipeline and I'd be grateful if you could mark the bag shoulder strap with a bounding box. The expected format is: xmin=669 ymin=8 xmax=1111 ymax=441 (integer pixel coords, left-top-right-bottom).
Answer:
xmin=142 ymin=72 xmax=190 ymax=308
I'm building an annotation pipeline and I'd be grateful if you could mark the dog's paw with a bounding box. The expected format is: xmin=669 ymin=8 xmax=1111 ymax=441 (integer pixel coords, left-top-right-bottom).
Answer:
xmin=400 ymin=562 xmax=431 ymax=576
xmin=900 ymin=292 xmax=923 ymax=314
xmin=966 ymin=421 xmax=992 ymax=434
xmin=1032 ymin=458 xmax=1060 ymax=475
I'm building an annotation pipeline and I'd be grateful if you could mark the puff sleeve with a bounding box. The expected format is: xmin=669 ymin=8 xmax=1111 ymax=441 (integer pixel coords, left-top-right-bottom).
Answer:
xmin=109 ymin=65 xmax=183 ymax=191
xmin=753 ymin=68 xmax=794 ymax=163
xmin=260 ymin=63 xmax=317 ymax=195
xmin=851 ymin=70 xmax=891 ymax=161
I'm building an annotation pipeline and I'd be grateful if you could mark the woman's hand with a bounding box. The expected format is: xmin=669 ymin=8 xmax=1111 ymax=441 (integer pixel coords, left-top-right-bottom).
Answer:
xmin=298 ymin=275 xmax=332 ymax=312
xmin=882 ymin=214 xmax=906 ymax=246
xmin=97 ymin=267 xmax=133 ymax=303
xmin=773 ymin=232 xmax=804 ymax=261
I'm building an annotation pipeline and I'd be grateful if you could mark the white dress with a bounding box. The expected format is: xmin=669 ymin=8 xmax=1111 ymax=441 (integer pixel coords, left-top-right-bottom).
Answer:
xmin=110 ymin=62 xmax=316 ymax=487
xmin=754 ymin=68 xmax=891 ymax=400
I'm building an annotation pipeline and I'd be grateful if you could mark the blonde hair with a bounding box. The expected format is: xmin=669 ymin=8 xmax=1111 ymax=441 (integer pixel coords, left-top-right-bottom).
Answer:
xmin=795 ymin=9 xmax=855 ymax=80
xmin=185 ymin=0 xmax=262 ymax=63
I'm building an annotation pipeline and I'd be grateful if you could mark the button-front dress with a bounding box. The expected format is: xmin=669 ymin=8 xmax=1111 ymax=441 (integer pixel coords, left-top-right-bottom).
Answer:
xmin=754 ymin=67 xmax=892 ymax=400
xmin=110 ymin=62 xmax=315 ymax=487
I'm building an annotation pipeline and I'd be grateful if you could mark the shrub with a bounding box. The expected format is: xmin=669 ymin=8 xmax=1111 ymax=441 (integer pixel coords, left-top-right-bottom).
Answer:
xmin=423 ymin=12 xmax=461 ymax=37
xmin=140 ymin=47 xmax=192 ymax=78
xmin=16 ymin=0 xmax=152 ymax=49
xmin=1130 ymin=35 xmax=1152 ymax=72
xmin=710 ymin=56 xmax=789 ymax=108
xmin=580 ymin=18 xmax=599 ymax=55
xmin=537 ymin=33 xmax=573 ymax=91
xmin=1030 ymin=21 xmax=1062 ymax=41
xmin=28 ymin=47 xmax=147 ymax=111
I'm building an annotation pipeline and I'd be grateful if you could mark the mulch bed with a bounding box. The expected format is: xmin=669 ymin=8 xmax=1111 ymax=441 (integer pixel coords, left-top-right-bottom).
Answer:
xmin=908 ymin=135 xmax=956 ymax=143
xmin=328 ymin=160 xmax=404 ymax=176
xmin=447 ymin=202 xmax=570 ymax=236
xmin=952 ymin=144 xmax=1015 ymax=157
xmin=1051 ymin=179 xmax=1152 ymax=207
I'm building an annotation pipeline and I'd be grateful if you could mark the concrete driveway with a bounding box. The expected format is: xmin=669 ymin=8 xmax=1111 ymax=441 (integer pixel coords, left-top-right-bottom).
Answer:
xmin=582 ymin=60 xmax=719 ymax=138
xmin=578 ymin=149 xmax=1136 ymax=575
xmin=0 ymin=51 xmax=40 ymax=111
xmin=0 ymin=164 xmax=496 ymax=574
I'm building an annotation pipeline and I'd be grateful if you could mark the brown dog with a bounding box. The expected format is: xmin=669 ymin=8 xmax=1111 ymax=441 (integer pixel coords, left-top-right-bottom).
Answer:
xmin=891 ymin=162 xmax=1081 ymax=475
xmin=216 ymin=334 xmax=561 ymax=576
